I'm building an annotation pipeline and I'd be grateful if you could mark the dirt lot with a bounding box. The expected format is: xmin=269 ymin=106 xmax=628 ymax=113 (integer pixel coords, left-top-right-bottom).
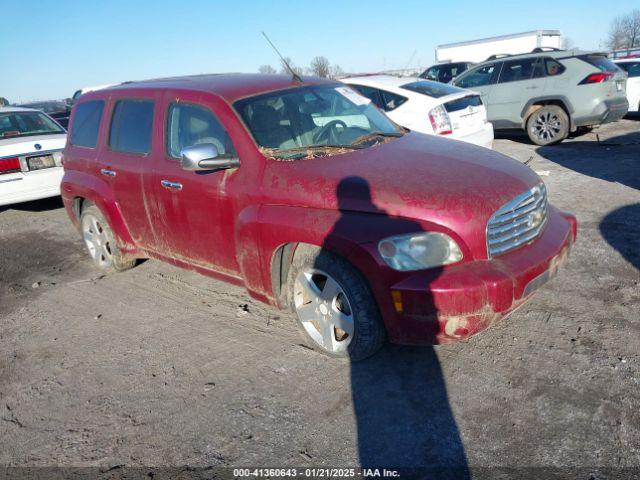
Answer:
xmin=1 ymin=119 xmax=639 ymax=477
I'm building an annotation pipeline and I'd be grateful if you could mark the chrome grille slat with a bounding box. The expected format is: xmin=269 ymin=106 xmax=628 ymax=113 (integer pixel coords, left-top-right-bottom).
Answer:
xmin=487 ymin=183 xmax=548 ymax=257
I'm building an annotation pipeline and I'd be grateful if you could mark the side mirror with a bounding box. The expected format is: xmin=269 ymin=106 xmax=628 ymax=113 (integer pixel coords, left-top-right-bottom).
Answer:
xmin=180 ymin=143 xmax=240 ymax=172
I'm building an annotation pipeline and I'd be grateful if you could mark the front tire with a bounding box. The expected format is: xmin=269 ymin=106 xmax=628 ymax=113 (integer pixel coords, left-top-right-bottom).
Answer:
xmin=287 ymin=246 xmax=386 ymax=361
xmin=526 ymin=105 xmax=569 ymax=146
xmin=80 ymin=205 xmax=136 ymax=272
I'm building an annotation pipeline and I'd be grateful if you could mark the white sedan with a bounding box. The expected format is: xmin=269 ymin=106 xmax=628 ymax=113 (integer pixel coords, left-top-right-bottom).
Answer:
xmin=0 ymin=107 xmax=67 ymax=206
xmin=342 ymin=75 xmax=494 ymax=148
xmin=614 ymin=58 xmax=640 ymax=112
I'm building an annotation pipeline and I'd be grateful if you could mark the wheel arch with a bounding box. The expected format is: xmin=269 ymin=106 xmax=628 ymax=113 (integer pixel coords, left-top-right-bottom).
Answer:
xmin=521 ymin=96 xmax=575 ymax=130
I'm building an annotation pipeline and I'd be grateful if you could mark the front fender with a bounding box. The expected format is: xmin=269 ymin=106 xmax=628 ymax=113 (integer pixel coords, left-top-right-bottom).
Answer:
xmin=241 ymin=205 xmax=436 ymax=319
xmin=61 ymin=170 xmax=138 ymax=252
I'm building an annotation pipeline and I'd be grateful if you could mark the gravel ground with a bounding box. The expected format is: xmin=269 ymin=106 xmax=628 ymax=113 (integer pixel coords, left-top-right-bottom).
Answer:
xmin=0 ymin=118 xmax=639 ymax=478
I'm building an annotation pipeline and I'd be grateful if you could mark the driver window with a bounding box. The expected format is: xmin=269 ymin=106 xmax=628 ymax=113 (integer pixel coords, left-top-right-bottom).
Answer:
xmin=166 ymin=103 xmax=236 ymax=159
xmin=455 ymin=63 xmax=498 ymax=88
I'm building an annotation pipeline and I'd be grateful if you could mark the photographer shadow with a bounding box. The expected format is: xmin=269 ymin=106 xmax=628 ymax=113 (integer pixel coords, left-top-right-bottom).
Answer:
xmin=318 ymin=176 xmax=469 ymax=477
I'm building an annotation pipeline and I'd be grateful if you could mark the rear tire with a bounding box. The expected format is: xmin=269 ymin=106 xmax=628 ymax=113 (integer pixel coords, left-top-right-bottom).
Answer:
xmin=526 ymin=105 xmax=569 ymax=146
xmin=287 ymin=246 xmax=386 ymax=361
xmin=79 ymin=205 xmax=136 ymax=272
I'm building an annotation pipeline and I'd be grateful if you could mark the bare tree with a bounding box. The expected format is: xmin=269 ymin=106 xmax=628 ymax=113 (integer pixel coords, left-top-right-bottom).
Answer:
xmin=607 ymin=9 xmax=640 ymax=50
xmin=279 ymin=57 xmax=301 ymax=76
xmin=258 ymin=65 xmax=276 ymax=74
xmin=310 ymin=56 xmax=331 ymax=78
xmin=329 ymin=64 xmax=345 ymax=79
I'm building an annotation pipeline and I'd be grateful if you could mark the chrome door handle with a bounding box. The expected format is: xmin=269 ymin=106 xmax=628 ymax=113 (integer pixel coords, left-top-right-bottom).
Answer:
xmin=100 ymin=168 xmax=116 ymax=177
xmin=161 ymin=180 xmax=183 ymax=191
xmin=526 ymin=86 xmax=539 ymax=90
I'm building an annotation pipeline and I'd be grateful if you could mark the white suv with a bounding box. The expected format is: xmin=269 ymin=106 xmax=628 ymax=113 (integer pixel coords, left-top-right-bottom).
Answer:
xmin=342 ymin=75 xmax=494 ymax=148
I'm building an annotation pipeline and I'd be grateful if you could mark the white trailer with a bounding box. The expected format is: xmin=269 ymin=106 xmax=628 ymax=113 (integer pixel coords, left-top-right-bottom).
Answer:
xmin=436 ymin=30 xmax=563 ymax=64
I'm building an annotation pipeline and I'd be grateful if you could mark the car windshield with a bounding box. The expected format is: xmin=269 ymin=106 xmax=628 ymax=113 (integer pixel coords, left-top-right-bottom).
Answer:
xmin=0 ymin=111 xmax=65 ymax=138
xmin=234 ymin=84 xmax=404 ymax=159
xmin=401 ymin=80 xmax=466 ymax=98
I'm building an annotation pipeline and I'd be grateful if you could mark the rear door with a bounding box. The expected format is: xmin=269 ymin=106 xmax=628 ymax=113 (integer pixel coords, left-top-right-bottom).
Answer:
xmin=486 ymin=57 xmax=547 ymax=127
xmin=100 ymin=94 xmax=158 ymax=248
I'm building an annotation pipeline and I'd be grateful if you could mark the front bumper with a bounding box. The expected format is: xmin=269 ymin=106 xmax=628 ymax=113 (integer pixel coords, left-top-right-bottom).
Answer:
xmin=573 ymin=97 xmax=629 ymax=127
xmin=0 ymin=167 xmax=63 ymax=207
xmin=381 ymin=206 xmax=577 ymax=344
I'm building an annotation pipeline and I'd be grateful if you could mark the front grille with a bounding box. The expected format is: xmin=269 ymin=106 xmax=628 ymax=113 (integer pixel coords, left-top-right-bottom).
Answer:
xmin=487 ymin=183 xmax=548 ymax=257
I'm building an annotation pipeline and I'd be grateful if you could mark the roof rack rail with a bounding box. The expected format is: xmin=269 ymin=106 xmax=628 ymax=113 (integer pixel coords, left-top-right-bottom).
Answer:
xmin=485 ymin=47 xmax=566 ymax=62
xmin=485 ymin=53 xmax=512 ymax=61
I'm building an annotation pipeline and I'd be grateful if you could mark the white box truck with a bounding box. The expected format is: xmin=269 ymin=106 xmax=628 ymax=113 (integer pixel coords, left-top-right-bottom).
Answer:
xmin=436 ymin=30 xmax=563 ymax=64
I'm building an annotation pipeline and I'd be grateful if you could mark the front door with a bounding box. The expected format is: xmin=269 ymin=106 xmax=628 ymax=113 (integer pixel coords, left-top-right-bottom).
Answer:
xmin=144 ymin=92 xmax=241 ymax=276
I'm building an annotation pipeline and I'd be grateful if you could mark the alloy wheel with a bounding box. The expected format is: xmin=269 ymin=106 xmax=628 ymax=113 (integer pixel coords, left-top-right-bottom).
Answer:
xmin=81 ymin=213 xmax=113 ymax=268
xmin=532 ymin=110 xmax=562 ymax=142
xmin=293 ymin=269 xmax=355 ymax=353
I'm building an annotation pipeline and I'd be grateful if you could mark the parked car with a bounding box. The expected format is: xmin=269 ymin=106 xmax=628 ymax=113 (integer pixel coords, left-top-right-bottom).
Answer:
xmin=452 ymin=50 xmax=629 ymax=145
xmin=614 ymin=57 xmax=640 ymax=113
xmin=17 ymin=100 xmax=71 ymax=128
xmin=343 ymin=75 xmax=494 ymax=148
xmin=61 ymin=74 xmax=576 ymax=360
xmin=0 ymin=107 xmax=66 ymax=206
xmin=419 ymin=62 xmax=474 ymax=83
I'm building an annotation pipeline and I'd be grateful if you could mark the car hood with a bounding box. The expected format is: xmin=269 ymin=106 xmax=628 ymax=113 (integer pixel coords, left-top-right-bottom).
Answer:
xmin=263 ymin=132 xmax=542 ymax=258
xmin=0 ymin=133 xmax=67 ymax=157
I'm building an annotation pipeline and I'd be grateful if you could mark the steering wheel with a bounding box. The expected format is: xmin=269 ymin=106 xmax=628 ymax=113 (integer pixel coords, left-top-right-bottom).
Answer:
xmin=312 ymin=120 xmax=347 ymax=144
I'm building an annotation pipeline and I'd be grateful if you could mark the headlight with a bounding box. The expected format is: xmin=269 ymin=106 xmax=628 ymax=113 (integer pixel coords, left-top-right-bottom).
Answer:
xmin=378 ymin=232 xmax=463 ymax=271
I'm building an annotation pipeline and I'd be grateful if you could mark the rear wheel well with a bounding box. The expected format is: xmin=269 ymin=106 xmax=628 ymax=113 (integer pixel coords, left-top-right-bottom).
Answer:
xmin=524 ymin=100 xmax=572 ymax=130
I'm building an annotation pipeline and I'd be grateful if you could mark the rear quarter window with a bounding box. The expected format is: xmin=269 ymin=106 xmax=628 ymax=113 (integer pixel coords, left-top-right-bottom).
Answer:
xmin=108 ymin=99 xmax=154 ymax=154
xmin=70 ymin=100 xmax=104 ymax=148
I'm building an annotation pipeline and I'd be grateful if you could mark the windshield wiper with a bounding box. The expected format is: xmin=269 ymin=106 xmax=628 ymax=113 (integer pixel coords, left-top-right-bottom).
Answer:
xmin=275 ymin=144 xmax=366 ymax=153
xmin=350 ymin=131 xmax=404 ymax=146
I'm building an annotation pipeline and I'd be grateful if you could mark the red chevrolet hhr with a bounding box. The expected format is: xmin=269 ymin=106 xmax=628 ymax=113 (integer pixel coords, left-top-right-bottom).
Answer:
xmin=61 ymin=74 xmax=576 ymax=360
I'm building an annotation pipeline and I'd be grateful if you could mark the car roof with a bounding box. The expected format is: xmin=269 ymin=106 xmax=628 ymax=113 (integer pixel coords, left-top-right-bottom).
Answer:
xmin=98 ymin=73 xmax=338 ymax=103
xmin=0 ymin=106 xmax=39 ymax=113
xmin=343 ymin=75 xmax=421 ymax=88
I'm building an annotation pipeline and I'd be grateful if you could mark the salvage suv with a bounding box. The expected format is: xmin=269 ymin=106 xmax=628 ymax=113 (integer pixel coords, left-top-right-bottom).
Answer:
xmin=61 ymin=74 xmax=576 ymax=360
xmin=452 ymin=50 xmax=629 ymax=145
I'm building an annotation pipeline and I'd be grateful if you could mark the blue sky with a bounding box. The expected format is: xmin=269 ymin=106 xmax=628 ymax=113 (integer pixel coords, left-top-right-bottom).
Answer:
xmin=2 ymin=0 xmax=638 ymax=102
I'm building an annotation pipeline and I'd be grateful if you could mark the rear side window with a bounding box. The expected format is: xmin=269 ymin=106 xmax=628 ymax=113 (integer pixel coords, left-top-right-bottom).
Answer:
xmin=379 ymin=90 xmax=407 ymax=111
xmin=401 ymin=80 xmax=464 ymax=98
xmin=580 ymin=55 xmax=621 ymax=72
xmin=109 ymin=99 xmax=154 ymax=154
xmin=617 ymin=61 xmax=640 ymax=77
xmin=166 ymin=103 xmax=236 ymax=159
xmin=350 ymin=85 xmax=384 ymax=109
xmin=71 ymin=100 xmax=104 ymax=148
xmin=498 ymin=58 xmax=541 ymax=83
xmin=350 ymin=85 xmax=407 ymax=112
